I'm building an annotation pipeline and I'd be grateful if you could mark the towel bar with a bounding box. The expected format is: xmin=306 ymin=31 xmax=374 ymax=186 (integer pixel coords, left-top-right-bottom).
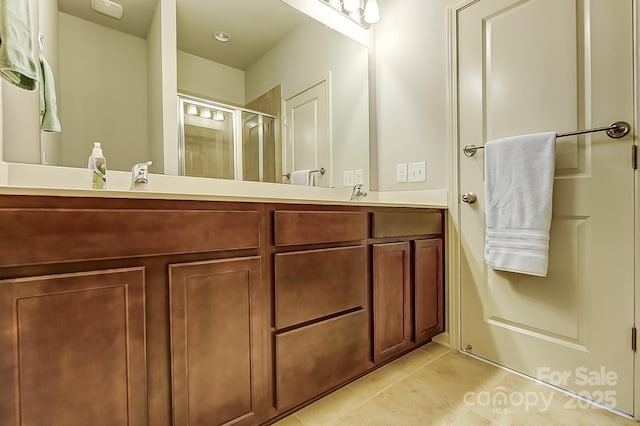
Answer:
xmin=283 ymin=167 xmax=326 ymax=180
xmin=463 ymin=121 xmax=631 ymax=157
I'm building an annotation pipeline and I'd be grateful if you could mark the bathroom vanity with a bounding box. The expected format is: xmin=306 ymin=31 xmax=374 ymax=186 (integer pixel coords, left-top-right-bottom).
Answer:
xmin=0 ymin=193 xmax=444 ymax=426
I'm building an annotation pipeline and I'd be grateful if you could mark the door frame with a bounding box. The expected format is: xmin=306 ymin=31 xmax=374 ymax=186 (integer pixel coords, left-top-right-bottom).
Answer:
xmin=444 ymin=0 xmax=640 ymax=418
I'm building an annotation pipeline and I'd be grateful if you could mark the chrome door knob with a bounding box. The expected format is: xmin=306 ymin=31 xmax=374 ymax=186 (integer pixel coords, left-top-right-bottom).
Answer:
xmin=462 ymin=192 xmax=477 ymax=204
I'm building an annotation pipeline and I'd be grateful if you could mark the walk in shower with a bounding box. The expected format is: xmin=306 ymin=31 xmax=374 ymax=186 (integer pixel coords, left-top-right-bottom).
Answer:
xmin=178 ymin=94 xmax=278 ymax=182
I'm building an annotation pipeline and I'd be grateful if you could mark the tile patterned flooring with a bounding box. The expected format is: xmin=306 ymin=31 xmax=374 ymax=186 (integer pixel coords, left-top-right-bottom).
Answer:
xmin=273 ymin=343 xmax=637 ymax=425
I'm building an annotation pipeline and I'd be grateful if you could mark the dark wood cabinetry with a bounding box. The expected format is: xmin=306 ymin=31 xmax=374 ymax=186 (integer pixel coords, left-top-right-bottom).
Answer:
xmin=169 ymin=257 xmax=265 ymax=426
xmin=0 ymin=195 xmax=444 ymax=426
xmin=0 ymin=268 xmax=146 ymax=426
xmin=372 ymin=242 xmax=412 ymax=362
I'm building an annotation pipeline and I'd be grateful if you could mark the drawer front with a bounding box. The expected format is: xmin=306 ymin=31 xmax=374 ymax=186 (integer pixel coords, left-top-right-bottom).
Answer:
xmin=275 ymin=310 xmax=370 ymax=410
xmin=275 ymin=246 xmax=366 ymax=329
xmin=371 ymin=211 xmax=442 ymax=238
xmin=0 ymin=209 xmax=261 ymax=266
xmin=274 ymin=210 xmax=366 ymax=246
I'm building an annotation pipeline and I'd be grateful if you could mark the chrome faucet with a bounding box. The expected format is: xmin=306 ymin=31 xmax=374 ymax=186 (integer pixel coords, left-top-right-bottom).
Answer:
xmin=130 ymin=161 xmax=152 ymax=189
xmin=349 ymin=184 xmax=367 ymax=201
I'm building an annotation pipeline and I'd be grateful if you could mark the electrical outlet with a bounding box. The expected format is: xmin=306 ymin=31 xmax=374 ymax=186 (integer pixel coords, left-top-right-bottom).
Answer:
xmin=354 ymin=169 xmax=363 ymax=185
xmin=343 ymin=170 xmax=355 ymax=186
xmin=408 ymin=161 xmax=426 ymax=182
xmin=396 ymin=163 xmax=408 ymax=183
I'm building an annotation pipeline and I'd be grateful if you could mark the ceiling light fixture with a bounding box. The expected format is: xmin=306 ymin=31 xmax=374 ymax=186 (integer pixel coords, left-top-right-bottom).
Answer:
xmin=319 ymin=0 xmax=380 ymax=27
xmin=213 ymin=32 xmax=231 ymax=43
xmin=363 ymin=0 xmax=380 ymax=24
xmin=90 ymin=0 xmax=123 ymax=20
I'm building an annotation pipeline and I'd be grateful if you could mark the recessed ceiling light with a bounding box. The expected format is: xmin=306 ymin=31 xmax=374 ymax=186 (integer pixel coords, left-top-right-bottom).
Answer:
xmin=213 ymin=32 xmax=231 ymax=43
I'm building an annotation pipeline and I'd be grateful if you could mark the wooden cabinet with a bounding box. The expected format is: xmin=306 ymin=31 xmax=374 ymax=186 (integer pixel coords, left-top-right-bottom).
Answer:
xmin=0 ymin=268 xmax=146 ymax=426
xmin=372 ymin=242 xmax=412 ymax=362
xmin=169 ymin=257 xmax=265 ymax=426
xmin=0 ymin=195 xmax=445 ymax=426
xmin=414 ymin=239 xmax=444 ymax=345
xmin=371 ymin=210 xmax=445 ymax=363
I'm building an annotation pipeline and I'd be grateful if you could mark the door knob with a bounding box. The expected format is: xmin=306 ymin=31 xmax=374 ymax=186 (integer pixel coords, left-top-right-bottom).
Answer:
xmin=462 ymin=192 xmax=477 ymax=204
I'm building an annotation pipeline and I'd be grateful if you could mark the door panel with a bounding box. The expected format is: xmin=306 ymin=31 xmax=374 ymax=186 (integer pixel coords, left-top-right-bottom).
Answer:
xmin=458 ymin=0 xmax=634 ymax=414
xmin=284 ymin=81 xmax=330 ymax=187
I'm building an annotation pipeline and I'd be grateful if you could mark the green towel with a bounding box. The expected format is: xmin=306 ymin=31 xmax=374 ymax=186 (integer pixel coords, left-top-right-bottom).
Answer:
xmin=39 ymin=56 xmax=61 ymax=132
xmin=0 ymin=0 xmax=38 ymax=90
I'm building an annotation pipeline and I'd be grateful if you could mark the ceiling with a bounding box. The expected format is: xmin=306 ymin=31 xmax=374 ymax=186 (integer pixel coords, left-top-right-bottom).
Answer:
xmin=58 ymin=0 xmax=312 ymax=71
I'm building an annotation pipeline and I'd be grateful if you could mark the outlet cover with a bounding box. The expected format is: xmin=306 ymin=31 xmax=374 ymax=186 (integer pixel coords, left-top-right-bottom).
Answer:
xmin=408 ymin=161 xmax=426 ymax=182
xmin=354 ymin=169 xmax=363 ymax=185
xmin=396 ymin=163 xmax=408 ymax=183
xmin=343 ymin=170 xmax=355 ymax=186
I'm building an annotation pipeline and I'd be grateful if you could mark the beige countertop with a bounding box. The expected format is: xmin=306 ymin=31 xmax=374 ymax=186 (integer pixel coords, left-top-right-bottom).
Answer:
xmin=0 ymin=162 xmax=448 ymax=208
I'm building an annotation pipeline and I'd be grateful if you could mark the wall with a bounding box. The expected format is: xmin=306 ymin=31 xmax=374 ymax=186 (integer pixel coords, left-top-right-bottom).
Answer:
xmin=374 ymin=0 xmax=453 ymax=191
xmin=58 ymin=12 xmax=149 ymax=171
xmin=245 ymin=21 xmax=369 ymax=189
xmin=177 ymin=51 xmax=245 ymax=106
xmin=159 ymin=0 xmax=178 ymax=176
xmin=147 ymin=2 xmax=164 ymax=173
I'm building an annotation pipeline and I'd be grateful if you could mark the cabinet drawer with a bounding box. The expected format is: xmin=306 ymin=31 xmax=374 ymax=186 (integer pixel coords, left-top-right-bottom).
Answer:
xmin=275 ymin=246 xmax=366 ymax=329
xmin=275 ymin=310 xmax=370 ymax=409
xmin=371 ymin=211 xmax=442 ymax=238
xmin=0 ymin=208 xmax=261 ymax=266
xmin=274 ymin=210 xmax=366 ymax=246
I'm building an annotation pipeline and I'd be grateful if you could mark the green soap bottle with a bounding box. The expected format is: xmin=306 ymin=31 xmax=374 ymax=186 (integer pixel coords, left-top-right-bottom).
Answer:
xmin=88 ymin=142 xmax=107 ymax=189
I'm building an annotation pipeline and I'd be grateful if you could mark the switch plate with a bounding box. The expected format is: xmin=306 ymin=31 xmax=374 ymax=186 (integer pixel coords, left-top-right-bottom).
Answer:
xmin=396 ymin=163 xmax=408 ymax=183
xmin=343 ymin=170 xmax=355 ymax=186
xmin=354 ymin=169 xmax=363 ymax=185
xmin=408 ymin=161 xmax=426 ymax=182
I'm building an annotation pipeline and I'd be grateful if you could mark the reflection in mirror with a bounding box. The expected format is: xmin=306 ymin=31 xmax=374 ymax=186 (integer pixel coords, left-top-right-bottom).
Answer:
xmin=13 ymin=0 xmax=369 ymax=188
xmin=178 ymin=94 xmax=277 ymax=182
xmin=177 ymin=0 xmax=370 ymax=187
xmin=38 ymin=0 xmax=161 ymax=172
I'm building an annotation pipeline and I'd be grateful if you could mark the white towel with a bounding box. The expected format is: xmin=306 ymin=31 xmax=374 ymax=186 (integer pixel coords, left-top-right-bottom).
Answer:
xmin=290 ymin=169 xmax=312 ymax=186
xmin=484 ymin=132 xmax=556 ymax=277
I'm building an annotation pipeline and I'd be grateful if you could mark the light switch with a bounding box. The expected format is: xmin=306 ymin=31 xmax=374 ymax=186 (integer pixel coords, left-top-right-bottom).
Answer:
xmin=396 ymin=163 xmax=407 ymax=183
xmin=343 ymin=170 xmax=355 ymax=186
xmin=408 ymin=161 xmax=426 ymax=182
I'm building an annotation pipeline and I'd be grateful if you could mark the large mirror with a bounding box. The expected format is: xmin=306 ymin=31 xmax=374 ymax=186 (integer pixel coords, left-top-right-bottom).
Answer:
xmin=7 ymin=0 xmax=371 ymax=188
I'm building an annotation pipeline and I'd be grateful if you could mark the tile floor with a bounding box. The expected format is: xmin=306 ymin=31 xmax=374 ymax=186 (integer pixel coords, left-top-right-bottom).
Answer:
xmin=273 ymin=343 xmax=636 ymax=426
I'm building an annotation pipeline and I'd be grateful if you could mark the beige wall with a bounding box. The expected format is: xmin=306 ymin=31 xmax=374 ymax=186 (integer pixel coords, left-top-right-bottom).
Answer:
xmin=374 ymin=0 xmax=453 ymax=191
xmin=147 ymin=2 xmax=164 ymax=173
xmin=159 ymin=0 xmax=178 ymax=175
xmin=177 ymin=51 xmax=245 ymax=106
xmin=245 ymin=21 xmax=370 ymax=188
xmin=58 ymin=12 xmax=149 ymax=171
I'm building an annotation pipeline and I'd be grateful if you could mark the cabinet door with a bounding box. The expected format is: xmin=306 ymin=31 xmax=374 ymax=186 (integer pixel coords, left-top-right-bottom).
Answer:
xmin=373 ymin=242 xmax=412 ymax=362
xmin=170 ymin=257 xmax=264 ymax=426
xmin=0 ymin=268 xmax=146 ymax=426
xmin=414 ymin=239 xmax=444 ymax=345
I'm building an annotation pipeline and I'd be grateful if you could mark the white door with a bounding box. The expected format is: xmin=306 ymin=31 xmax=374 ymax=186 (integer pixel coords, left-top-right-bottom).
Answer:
xmin=458 ymin=0 xmax=635 ymax=414
xmin=284 ymin=81 xmax=330 ymax=187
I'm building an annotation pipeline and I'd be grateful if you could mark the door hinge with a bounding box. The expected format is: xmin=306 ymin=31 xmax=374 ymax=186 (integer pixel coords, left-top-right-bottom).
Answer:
xmin=632 ymin=327 xmax=637 ymax=352
xmin=632 ymin=145 xmax=637 ymax=170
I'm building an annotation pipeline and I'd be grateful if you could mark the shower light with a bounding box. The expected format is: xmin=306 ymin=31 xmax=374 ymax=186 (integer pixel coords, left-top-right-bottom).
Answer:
xmin=200 ymin=108 xmax=212 ymax=119
xmin=186 ymin=104 xmax=198 ymax=115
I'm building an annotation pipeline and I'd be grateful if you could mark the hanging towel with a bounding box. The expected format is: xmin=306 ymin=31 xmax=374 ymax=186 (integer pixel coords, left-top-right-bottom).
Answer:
xmin=290 ymin=169 xmax=312 ymax=186
xmin=0 ymin=0 xmax=38 ymax=90
xmin=484 ymin=132 xmax=556 ymax=277
xmin=39 ymin=56 xmax=61 ymax=132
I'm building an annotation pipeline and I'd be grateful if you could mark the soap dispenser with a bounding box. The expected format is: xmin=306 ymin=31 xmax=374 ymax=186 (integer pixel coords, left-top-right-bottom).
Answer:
xmin=88 ymin=142 xmax=107 ymax=189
